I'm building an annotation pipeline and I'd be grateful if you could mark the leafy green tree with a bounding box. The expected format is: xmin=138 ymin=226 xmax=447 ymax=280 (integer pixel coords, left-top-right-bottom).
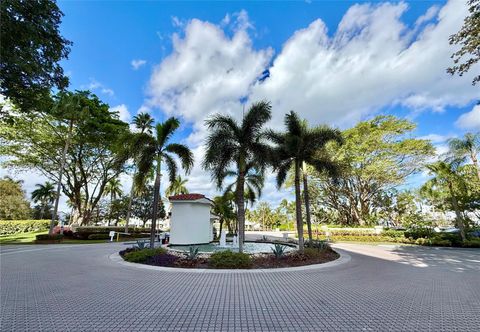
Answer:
xmin=0 ymin=91 xmax=129 ymax=226
xmin=104 ymin=178 xmax=123 ymax=225
xmin=425 ymin=159 xmax=468 ymax=241
xmin=165 ymin=175 xmax=189 ymax=197
xmin=0 ymin=177 xmax=31 ymax=220
xmin=123 ymin=112 xmax=154 ymax=232
xmin=134 ymin=117 xmax=194 ymax=248
xmin=31 ymin=181 xmax=56 ymax=219
xmin=448 ymin=0 xmax=480 ymax=85
xmin=448 ymin=132 xmax=480 ymax=182
xmin=131 ymin=185 xmax=166 ymax=227
xmin=269 ymin=111 xmax=343 ymax=251
xmin=203 ymin=101 xmax=272 ymax=253
xmin=310 ymin=115 xmax=434 ymax=226
xmin=0 ymin=0 xmax=72 ymax=113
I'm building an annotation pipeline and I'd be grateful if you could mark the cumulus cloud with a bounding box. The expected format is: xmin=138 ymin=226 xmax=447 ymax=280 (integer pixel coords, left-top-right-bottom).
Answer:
xmin=110 ymin=104 xmax=131 ymax=123
xmin=455 ymin=105 xmax=480 ymax=131
xmin=83 ymin=78 xmax=114 ymax=96
xmin=131 ymin=59 xmax=147 ymax=70
xmin=145 ymin=0 xmax=479 ymax=201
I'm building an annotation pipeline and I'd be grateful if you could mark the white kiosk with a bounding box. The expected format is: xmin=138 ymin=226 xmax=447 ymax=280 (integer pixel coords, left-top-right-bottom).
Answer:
xmin=169 ymin=193 xmax=215 ymax=245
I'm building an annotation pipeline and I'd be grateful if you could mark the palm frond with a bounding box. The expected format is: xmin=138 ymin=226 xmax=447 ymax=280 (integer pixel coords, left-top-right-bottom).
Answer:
xmin=156 ymin=117 xmax=180 ymax=148
xmin=165 ymin=143 xmax=194 ymax=174
xmin=163 ymin=154 xmax=178 ymax=183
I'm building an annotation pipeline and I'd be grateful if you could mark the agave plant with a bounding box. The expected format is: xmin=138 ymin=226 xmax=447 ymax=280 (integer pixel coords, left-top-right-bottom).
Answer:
xmin=305 ymin=240 xmax=329 ymax=252
xmin=185 ymin=246 xmax=200 ymax=260
xmin=134 ymin=240 xmax=149 ymax=250
xmin=272 ymin=244 xmax=287 ymax=259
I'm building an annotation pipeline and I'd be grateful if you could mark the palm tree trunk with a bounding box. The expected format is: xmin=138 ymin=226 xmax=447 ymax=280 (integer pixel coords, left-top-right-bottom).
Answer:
xmin=295 ymin=161 xmax=304 ymax=252
xmin=150 ymin=157 xmax=162 ymax=248
xmin=448 ymin=183 xmax=466 ymax=242
xmin=124 ymin=183 xmax=135 ymax=233
xmin=471 ymin=153 xmax=480 ymax=183
xmin=40 ymin=200 xmax=46 ymax=220
xmin=302 ymin=163 xmax=313 ymax=243
xmin=49 ymin=118 xmax=74 ymax=235
xmin=236 ymin=172 xmax=246 ymax=253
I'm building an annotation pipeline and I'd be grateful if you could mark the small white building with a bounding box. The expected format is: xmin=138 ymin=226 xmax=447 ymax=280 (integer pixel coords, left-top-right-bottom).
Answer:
xmin=169 ymin=194 xmax=215 ymax=245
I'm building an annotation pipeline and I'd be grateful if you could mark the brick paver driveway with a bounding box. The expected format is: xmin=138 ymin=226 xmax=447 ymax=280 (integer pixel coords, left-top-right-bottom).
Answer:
xmin=1 ymin=243 xmax=479 ymax=331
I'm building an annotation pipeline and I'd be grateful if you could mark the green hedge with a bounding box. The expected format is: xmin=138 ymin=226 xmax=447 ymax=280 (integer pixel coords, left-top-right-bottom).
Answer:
xmin=209 ymin=250 xmax=252 ymax=269
xmin=0 ymin=220 xmax=50 ymax=236
xmin=87 ymin=234 xmax=111 ymax=240
xmin=73 ymin=226 xmax=150 ymax=239
xmin=123 ymin=248 xmax=166 ymax=263
xmin=35 ymin=234 xmax=63 ymax=243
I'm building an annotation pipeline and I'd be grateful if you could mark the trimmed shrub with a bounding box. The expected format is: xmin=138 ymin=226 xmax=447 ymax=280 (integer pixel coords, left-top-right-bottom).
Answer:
xmin=123 ymin=248 xmax=166 ymax=263
xmin=462 ymin=239 xmax=480 ymax=248
xmin=209 ymin=250 xmax=252 ymax=269
xmin=147 ymin=253 xmax=179 ymax=267
xmin=35 ymin=234 xmax=64 ymax=243
xmin=382 ymin=229 xmax=405 ymax=238
xmin=404 ymin=227 xmax=434 ymax=239
xmin=87 ymin=234 xmax=111 ymax=240
xmin=73 ymin=226 xmax=150 ymax=239
xmin=0 ymin=220 xmax=50 ymax=236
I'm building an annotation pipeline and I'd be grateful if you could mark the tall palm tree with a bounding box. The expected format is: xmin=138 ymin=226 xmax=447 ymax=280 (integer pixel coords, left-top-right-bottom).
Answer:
xmin=135 ymin=117 xmax=194 ymax=248
xmin=165 ymin=175 xmax=189 ymax=197
xmin=213 ymin=194 xmax=236 ymax=238
xmin=31 ymin=181 xmax=56 ymax=219
xmin=426 ymin=159 xmax=467 ymax=241
xmin=104 ymin=178 xmax=123 ymax=225
xmin=449 ymin=133 xmax=480 ymax=182
xmin=203 ymin=101 xmax=272 ymax=253
xmin=269 ymin=111 xmax=343 ymax=251
xmin=124 ymin=112 xmax=155 ymax=232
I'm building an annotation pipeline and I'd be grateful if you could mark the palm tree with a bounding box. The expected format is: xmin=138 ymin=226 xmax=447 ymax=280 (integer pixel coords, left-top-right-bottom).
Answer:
xmin=31 ymin=182 xmax=56 ymax=219
xmin=132 ymin=112 xmax=154 ymax=135
xmin=135 ymin=117 xmax=194 ymax=248
xmin=203 ymin=101 xmax=272 ymax=253
xmin=449 ymin=133 xmax=480 ymax=182
xmin=104 ymin=178 xmax=123 ymax=225
xmin=269 ymin=111 xmax=343 ymax=251
xmin=213 ymin=194 xmax=236 ymax=238
xmin=165 ymin=175 xmax=189 ymax=197
xmin=426 ymin=159 xmax=467 ymax=241
xmin=124 ymin=112 xmax=155 ymax=232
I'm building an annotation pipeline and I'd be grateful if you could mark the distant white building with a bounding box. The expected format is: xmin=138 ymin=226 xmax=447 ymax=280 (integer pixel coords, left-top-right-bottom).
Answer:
xmin=169 ymin=194 xmax=215 ymax=245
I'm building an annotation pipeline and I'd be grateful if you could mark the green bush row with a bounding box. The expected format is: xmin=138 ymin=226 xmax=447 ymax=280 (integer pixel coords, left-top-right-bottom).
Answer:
xmin=87 ymin=233 xmax=111 ymax=240
xmin=209 ymin=250 xmax=252 ymax=269
xmin=74 ymin=226 xmax=150 ymax=234
xmin=35 ymin=234 xmax=64 ymax=242
xmin=123 ymin=248 xmax=166 ymax=263
xmin=0 ymin=220 xmax=51 ymax=236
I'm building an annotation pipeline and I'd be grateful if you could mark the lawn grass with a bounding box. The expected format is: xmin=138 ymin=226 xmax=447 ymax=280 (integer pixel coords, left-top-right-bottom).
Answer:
xmin=0 ymin=231 xmax=127 ymax=245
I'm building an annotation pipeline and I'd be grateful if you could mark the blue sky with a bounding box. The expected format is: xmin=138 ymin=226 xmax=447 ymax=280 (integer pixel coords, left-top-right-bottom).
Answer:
xmin=4 ymin=0 xmax=479 ymax=209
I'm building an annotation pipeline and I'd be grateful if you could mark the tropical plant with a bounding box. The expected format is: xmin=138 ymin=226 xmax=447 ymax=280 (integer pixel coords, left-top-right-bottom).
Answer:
xmin=124 ymin=112 xmax=154 ymax=232
xmin=134 ymin=240 xmax=149 ymax=250
xmin=425 ymin=159 xmax=467 ymax=241
xmin=269 ymin=111 xmax=343 ymax=251
xmin=203 ymin=101 xmax=272 ymax=253
xmin=448 ymin=132 xmax=480 ymax=182
xmin=135 ymin=117 xmax=194 ymax=248
xmin=165 ymin=175 xmax=189 ymax=197
xmin=31 ymin=181 xmax=56 ymax=219
xmin=0 ymin=177 xmax=31 ymax=220
xmin=213 ymin=194 xmax=236 ymax=237
xmin=104 ymin=178 xmax=123 ymax=225
xmin=185 ymin=246 xmax=200 ymax=260
xmin=271 ymin=244 xmax=287 ymax=259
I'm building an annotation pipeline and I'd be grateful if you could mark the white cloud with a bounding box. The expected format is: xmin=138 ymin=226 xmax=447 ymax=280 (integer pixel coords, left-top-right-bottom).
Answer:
xmin=455 ymin=105 xmax=480 ymax=131
xmin=419 ymin=133 xmax=456 ymax=144
xmin=171 ymin=16 xmax=185 ymax=28
xmin=83 ymin=78 xmax=114 ymax=97
xmin=131 ymin=59 xmax=147 ymax=70
xmin=110 ymin=104 xmax=131 ymax=123
xmin=145 ymin=0 xmax=479 ymax=202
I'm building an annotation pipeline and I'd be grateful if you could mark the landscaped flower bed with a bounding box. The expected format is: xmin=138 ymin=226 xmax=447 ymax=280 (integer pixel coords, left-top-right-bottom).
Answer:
xmin=119 ymin=243 xmax=339 ymax=269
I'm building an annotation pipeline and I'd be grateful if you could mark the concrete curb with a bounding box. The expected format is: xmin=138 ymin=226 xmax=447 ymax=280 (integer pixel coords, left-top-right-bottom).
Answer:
xmin=109 ymin=248 xmax=351 ymax=274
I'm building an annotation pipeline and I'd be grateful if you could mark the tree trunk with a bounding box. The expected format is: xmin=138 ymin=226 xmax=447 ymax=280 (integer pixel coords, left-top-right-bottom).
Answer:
xmin=150 ymin=157 xmax=162 ymax=248
xmin=236 ymin=172 xmax=246 ymax=253
xmin=49 ymin=118 xmax=74 ymax=235
xmin=39 ymin=201 xmax=46 ymax=220
xmin=124 ymin=183 xmax=135 ymax=233
xmin=295 ymin=161 xmax=304 ymax=252
xmin=302 ymin=163 xmax=313 ymax=243
xmin=448 ymin=183 xmax=466 ymax=242
xmin=471 ymin=153 xmax=480 ymax=183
